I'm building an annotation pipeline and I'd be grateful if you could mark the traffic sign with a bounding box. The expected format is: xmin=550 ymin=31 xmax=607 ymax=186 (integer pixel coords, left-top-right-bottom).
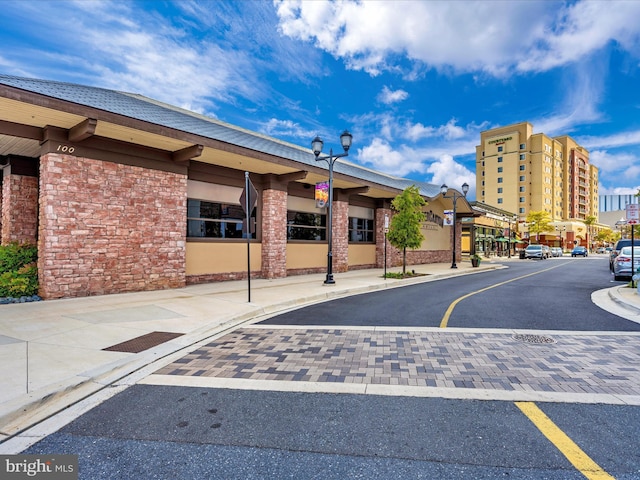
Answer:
xmin=239 ymin=177 xmax=258 ymax=215
xmin=627 ymin=203 xmax=639 ymax=222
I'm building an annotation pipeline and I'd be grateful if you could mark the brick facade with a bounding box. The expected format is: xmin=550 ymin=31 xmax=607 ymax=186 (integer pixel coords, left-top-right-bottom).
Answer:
xmin=375 ymin=207 xmax=459 ymax=269
xmin=38 ymin=153 xmax=187 ymax=299
xmin=261 ymin=188 xmax=287 ymax=279
xmin=1 ymin=173 xmax=39 ymax=244
xmin=332 ymin=199 xmax=349 ymax=273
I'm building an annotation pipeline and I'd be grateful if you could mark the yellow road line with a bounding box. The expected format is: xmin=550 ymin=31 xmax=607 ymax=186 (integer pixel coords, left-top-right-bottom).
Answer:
xmin=439 ymin=262 xmax=568 ymax=328
xmin=515 ymin=402 xmax=615 ymax=480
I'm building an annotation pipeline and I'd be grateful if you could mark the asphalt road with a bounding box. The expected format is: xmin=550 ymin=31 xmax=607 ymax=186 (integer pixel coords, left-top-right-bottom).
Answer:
xmin=261 ymin=256 xmax=640 ymax=331
xmin=21 ymin=256 xmax=640 ymax=479
xmin=25 ymin=385 xmax=640 ymax=479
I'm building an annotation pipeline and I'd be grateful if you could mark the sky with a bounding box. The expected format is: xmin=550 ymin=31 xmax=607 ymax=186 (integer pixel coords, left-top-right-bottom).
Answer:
xmin=1 ymin=0 xmax=640 ymax=201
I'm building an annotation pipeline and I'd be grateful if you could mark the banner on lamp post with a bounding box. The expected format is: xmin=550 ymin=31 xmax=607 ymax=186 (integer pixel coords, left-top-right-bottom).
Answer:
xmin=315 ymin=181 xmax=329 ymax=208
xmin=443 ymin=209 xmax=453 ymax=226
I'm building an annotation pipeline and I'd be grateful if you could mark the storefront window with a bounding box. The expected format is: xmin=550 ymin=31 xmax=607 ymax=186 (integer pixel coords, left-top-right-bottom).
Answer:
xmin=349 ymin=217 xmax=374 ymax=242
xmin=287 ymin=211 xmax=326 ymax=240
xmin=187 ymin=199 xmax=256 ymax=239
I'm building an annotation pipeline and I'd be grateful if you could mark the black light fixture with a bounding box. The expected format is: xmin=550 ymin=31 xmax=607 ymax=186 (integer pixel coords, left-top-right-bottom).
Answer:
xmin=313 ymin=130 xmax=353 ymax=284
xmin=440 ymin=182 xmax=469 ymax=268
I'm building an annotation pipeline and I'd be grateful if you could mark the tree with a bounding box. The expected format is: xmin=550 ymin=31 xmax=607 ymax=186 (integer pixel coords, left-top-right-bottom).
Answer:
xmin=525 ymin=210 xmax=553 ymax=243
xmin=583 ymin=215 xmax=597 ymax=252
xmin=387 ymin=186 xmax=426 ymax=275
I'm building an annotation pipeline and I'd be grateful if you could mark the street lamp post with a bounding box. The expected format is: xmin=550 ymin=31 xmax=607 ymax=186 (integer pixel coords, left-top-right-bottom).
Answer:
xmin=555 ymin=225 xmax=566 ymax=251
xmin=616 ymin=217 xmax=627 ymax=239
xmin=440 ymin=182 xmax=469 ymax=269
xmin=312 ymin=130 xmax=353 ymax=285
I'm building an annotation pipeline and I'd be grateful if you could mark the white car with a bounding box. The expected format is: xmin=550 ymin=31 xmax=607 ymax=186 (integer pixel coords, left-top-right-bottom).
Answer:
xmin=524 ymin=244 xmax=544 ymax=259
xmin=551 ymin=247 xmax=563 ymax=257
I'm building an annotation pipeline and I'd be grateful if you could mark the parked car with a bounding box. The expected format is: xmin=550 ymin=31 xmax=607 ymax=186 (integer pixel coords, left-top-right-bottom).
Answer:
xmin=596 ymin=247 xmax=606 ymax=254
xmin=524 ymin=244 xmax=544 ymax=259
xmin=609 ymin=239 xmax=635 ymax=271
xmin=541 ymin=245 xmax=551 ymax=259
xmin=551 ymin=247 xmax=563 ymax=257
xmin=612 ymin=246 xmax=640 ymax=281
xmin=571 ymin=246 xmax=588 ymax=257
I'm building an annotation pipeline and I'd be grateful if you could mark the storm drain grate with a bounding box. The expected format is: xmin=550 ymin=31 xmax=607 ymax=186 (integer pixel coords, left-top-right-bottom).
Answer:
xmin=103 ymin=331 xmax=184 ymax=353
xmin=512 ymin=333 xmax=556 ymax=345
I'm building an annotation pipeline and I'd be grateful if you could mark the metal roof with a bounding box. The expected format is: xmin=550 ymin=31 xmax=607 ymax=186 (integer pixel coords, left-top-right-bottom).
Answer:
xmin=0 ymin=74 xmax=443 ymax=197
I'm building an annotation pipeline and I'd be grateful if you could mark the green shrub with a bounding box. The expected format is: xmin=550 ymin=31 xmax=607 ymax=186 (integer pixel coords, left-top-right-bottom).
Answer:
xmin=0 ymin=242 xmax=37 ymax=274
xmin=0 ymin=243 xmax=38 ymax=297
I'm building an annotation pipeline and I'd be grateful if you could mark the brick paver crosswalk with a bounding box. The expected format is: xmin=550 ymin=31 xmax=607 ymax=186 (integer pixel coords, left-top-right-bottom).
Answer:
xmin=155 ymin=327 xmax=640 ymax=400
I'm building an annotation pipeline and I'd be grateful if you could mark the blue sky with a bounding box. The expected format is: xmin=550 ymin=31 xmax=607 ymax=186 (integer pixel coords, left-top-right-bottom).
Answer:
xmin=2 ymin=0 xmax=640 ymax=201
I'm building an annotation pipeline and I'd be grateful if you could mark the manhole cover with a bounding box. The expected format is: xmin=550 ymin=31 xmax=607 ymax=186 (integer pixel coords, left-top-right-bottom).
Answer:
xmin=512 ymin=333 xmax=556 ymax=344
xmin=103 ymin=331 xmax=184 ymax=353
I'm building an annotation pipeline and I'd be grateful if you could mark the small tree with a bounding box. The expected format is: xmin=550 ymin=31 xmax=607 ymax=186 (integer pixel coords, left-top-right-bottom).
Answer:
xmin=387 ymin=185 xmax=426 ymax=275
xmin=583 ymin=215 xmax=597 ymax=252
xmin=525 ymin=210 xmax=553 ymax=243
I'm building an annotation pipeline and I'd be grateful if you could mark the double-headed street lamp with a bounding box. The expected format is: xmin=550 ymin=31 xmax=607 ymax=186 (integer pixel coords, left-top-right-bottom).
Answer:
xmin=440 ymin=182 xmax=469 ymax=269
xmin=312 ymin=130 xmax=353 ymax=285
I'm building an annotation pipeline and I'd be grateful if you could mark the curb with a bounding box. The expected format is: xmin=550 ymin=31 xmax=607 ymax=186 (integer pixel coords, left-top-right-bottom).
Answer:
xmin=0 ymin=263 xmax=503 ymax=443
xmin=608 ymin=286 xmax=640 ymax=315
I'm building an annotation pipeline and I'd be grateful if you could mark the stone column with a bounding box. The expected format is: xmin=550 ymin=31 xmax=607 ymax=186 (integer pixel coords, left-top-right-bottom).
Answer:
xmin=331 ymin=199 xmax=349 ymax=273
xmin=261 ymin=188 xmax=288 ymax=279
xmin=1 ymin=158 xmax=39 ymax=245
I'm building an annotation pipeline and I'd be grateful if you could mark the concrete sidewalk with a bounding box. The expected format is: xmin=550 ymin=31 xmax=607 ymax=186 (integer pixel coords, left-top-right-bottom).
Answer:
xmin=1 ymin=258 xmax=639 ymax=445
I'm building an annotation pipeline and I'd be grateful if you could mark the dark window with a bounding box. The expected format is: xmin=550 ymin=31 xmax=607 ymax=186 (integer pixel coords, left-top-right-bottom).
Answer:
xmin=287 ymin=211 xmax=326 ymax=240
xmin=349 ymin=217 xmax=374 ymax=243
xmin=187 ymin=199 xmax=256 ymax=239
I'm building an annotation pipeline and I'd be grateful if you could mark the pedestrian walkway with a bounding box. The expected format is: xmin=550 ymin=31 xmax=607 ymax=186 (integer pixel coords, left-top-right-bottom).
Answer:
xmin=1 ymin=258 xmax=639 ymax=446
xmin=145 ymin=326 xmax=640 ymax=405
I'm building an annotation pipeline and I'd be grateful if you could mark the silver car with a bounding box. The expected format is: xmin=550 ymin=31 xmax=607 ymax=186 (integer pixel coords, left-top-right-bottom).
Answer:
xmin=524 ymin=244 xmax=544 ymax=259
xmin=612 ymin=246 xmax=640 ymax=281
xmin=551 ymin=247 xmax=563 ymax=257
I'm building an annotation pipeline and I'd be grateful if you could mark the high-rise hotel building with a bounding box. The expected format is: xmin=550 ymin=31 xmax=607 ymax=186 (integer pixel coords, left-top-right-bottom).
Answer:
xmin=476 ymin=122 xmax=599 ymax=223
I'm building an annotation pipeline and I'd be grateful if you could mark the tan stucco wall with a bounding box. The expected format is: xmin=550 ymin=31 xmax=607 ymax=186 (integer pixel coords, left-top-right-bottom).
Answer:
xmin=286 ymin=244 xmax=327 ymax=269
xmin=348 ymin=244 xmax=376 ymax=266
xmin=186 ymin=242 xmax=261 ymax=275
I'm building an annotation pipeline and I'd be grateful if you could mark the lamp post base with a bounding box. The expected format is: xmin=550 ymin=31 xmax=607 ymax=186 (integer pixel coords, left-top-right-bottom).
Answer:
xmin=323 ymin=275 xmax=335 ymax=285
xmin=451 ymin=263 xmax=457 ymax=269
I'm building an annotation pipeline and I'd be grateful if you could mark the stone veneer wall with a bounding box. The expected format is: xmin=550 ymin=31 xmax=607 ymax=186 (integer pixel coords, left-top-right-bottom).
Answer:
xmin=2 ymin=173 xmax=39 ymax=244
xmin=375 ymin=208 xmax=460 ymax=268
xmin=38 ymin=153 xmax=187 ymax=299
xmin=261 ymin=188 xmax=287 ymax=279
xmin=332 ymin=200 xmax=349 ymax=273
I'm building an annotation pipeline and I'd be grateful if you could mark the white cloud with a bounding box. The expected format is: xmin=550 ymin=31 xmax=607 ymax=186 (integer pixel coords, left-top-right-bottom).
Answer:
xmin=404 ymin=119 xmax=467 ymax=142
xmin=275 ymin=0 xmax=640 ymax=77
xmin=356 ymin=137 xmax=424 ymax=177
xmin=578 ymin=130 xmax=640 ymax=150
xmin=261 ymin=118 xmax=316 ymax=139
xmin=426 ymin=154 xmax=475 ymax=196
xmin=354 ymin=136 xmax=476 ymax=196
xmin=599 ymin=185 xmax=640 ymax=195
xmin=517 ymin=1 xmax=640 ymax=73
xmin=377 ymin=86 xmax=408 ymax=105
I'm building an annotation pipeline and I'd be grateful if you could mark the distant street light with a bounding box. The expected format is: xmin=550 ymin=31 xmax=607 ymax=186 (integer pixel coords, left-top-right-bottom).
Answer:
xmin=555 ymin=225 xmax=566 ymax=250
xmin=440 ymin=182 xmax=469 ymax=269
xmin=312 ymin=130 xmax=353 ymax=285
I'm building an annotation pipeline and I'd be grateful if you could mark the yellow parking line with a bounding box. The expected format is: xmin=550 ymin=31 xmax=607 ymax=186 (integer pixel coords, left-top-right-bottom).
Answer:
xmin=439 ymin=262 xmax=568 ymax=328
xmin=515 ymin=402 xmax=615 ymax=480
